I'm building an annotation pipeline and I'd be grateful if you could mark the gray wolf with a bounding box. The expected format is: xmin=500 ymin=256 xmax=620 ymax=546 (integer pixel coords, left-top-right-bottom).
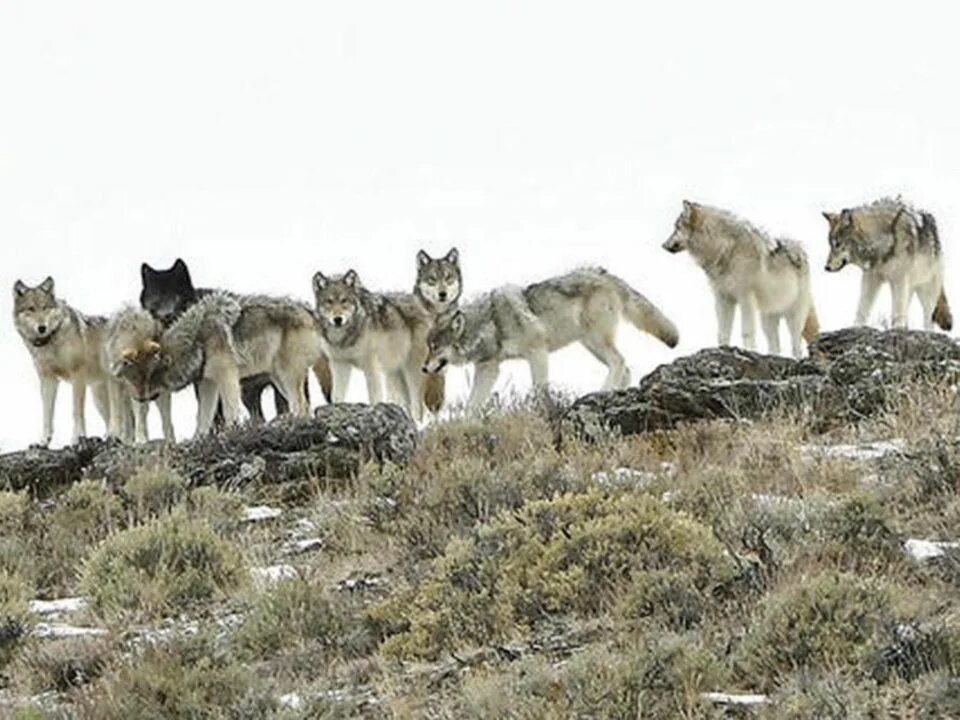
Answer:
xmin=663 ymin=200 xmax=818 ymax=357
xmin=112 ymin=292 xmax=323 ymax=436
xmin=139 ymin=259 xmax=332 ymax=419
xmin=422 ymin=267 xmax=678 ymax=411
xmin=102 ymin=307 xmax=175 ymax=443
xmin=823 ymin=198 xmax=951 ymax=330
xmin=414 ymin=248 xmax=463 ymax=413
xmin=313 ymin=270 xmax=434 ymax=421
xmin=13 ymin=277 xmax=110 ymax=445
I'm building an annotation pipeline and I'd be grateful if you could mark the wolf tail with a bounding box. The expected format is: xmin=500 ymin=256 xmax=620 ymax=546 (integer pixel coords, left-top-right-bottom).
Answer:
xmin=423 ymin=372 xmax=445 ymax=413
xmin=802 ymin=304 xmax=819 ymax=343
xmin=919 ymin=212 xmax=940 ymax=252
xmin=313 ymin=354 xmax=333 ymax=403
xmin=609 ymin=274 xmax=679 ymax=348
xmin=933 ymin=288 xmax=953 ymax=331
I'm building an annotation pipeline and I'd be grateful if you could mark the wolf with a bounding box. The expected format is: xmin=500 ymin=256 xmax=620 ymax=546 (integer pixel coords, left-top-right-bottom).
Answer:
xmin=140 ymin=259 xmax=331 ymax=419
xmin=413 ymin=248 xmax=463 ymax=413
xmin=662 ymin=201 xmax=818 ymax=358
xmin=102 ymin=307 xmax=176 ymax=443
xmin=422 ymin=267 xmax=678 ymax=410
xmin=823 ymin=198 xmax=951 ymax=331
xmin=112 ymin=293 xmax=324 ymax=436
xmin=313 ymin=270 xmax=434 ymax=421
xmin=13 ymin=277 xmax=110 ymax=445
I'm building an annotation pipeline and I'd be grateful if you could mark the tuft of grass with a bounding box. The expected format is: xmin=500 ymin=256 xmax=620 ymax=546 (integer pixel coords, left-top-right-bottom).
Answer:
xmin=14 ymin=636 xmax=113 ymax=693
xmin=80 ymin=511 xmax=246 ymax=619
xmin=122 ymin=466 xmax=188 ymax=522
xmin=0 ymin=570 xmax=31 ymax=669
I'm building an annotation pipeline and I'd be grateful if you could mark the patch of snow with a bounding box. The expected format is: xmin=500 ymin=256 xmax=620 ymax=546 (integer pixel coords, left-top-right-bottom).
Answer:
xmin=242 ymin=505 xmax=282 ymax=522
xmin=32 ymin=622 xmax=107 ymax=639
xmin=251 ymin=564 xmax=298 ymax=584
xmin=279 ymin=693 xmax=303 ymax=710
xmin=799 ymin=439 xmax=904 ymax=461
xmin=337 ymin=575 xmax=387 ymax=593
xmin=701 ymin=692 xmax=769 ymax=706
xmin=28 ymin=597 xmax=87 ymax=616
xmin=904 ymin=538 xmax=960 ymax=561
xmin=286 ymin=537 xmax=323 ymax=554
xmin=592 ymin=463 xmax=675 ymax=489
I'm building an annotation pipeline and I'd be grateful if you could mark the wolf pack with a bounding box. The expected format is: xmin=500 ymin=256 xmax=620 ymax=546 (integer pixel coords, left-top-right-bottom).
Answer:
xmin=12 ymin=197 xmax=952 ymax=447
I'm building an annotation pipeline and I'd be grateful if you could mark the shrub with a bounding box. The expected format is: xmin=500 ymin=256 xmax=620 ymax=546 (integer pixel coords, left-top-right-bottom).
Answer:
xmin=373 ymin=488 xmax=737 ymax=659
xmin=0 ymin=491 xmax=34 ymax=583
xmin=15 ymin=636 xmax=112 ymax=692
xmin=0 ymin=570 xmax=31 ymax=669
xmin=80 ymin=512 xmax=246 ymax=618
xmin=735 ymin=572 xmax=896 ymax=689
xmin=122 ymin=466 xmax=187 ymax=521
xmin=185 ymin=486 xmax=244 ymax=534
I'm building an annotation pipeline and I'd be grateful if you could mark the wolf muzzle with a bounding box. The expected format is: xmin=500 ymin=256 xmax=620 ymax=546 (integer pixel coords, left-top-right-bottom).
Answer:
xmin=662 ymin=241 xmax=682 ymax=254
xmin=423 ymin=359 xmax=447 ymax=374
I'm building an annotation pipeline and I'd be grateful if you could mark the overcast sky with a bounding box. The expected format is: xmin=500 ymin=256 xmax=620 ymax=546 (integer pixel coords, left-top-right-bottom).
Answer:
xmin=1 ymin=1 xmax=958 ymax=449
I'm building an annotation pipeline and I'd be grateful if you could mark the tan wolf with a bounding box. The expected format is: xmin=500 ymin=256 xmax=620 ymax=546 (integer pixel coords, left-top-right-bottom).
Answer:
xmin=823 ymin=197 xmax=951 ymax=331
xmin=662 ymin=200 xmax=818 ymax=357
xmin=313 ymin=270 xmax=434 ymax=421
xmin=111 ymin=293 xmax=324 ymax=436
xmin=422 ymin=267 xmax=678 ymax=411
xmin=13 ymin=277 xmax=110 ymax=445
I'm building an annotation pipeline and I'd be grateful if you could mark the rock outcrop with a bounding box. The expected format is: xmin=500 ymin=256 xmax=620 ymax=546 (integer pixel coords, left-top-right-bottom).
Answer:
xmin=563 ymin=328 xmax=960 ymax=441
xmin=0 ymin=403 xmax=417 ymax=496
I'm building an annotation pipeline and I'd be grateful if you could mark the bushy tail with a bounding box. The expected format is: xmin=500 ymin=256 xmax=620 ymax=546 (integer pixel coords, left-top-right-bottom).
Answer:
xmin=802 ymin=304 xmax=819 ymax=343
xmin=611 ymin=275 xmax=679 ymax=347
xmin=919 ymin=211 xmax=940 ymax=252
xmin=313 ymin=354 xmax=333 ymax=403
xmin=933 ymin=288 xmax=953 ymax=331
xmin=423 ymin=372 xmax=445 ymax=413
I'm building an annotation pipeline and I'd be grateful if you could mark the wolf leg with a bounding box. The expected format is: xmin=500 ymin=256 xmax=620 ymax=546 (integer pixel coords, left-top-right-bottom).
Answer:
xmin=70 ymin=379 xmax=87 ymax=444
xmin=786 ymin=310 xmax=804 ymax=359
xmin=91 ymin=382 xmax=110 ymax=431
xmin=761 ymin=315 xmax=781 ymax=356
xmin=38 ymin=375 xmax=58 ymax=446
xmin=275 ymin=370 xmax=309 ymax=417
xmin=385 ymin=370 xmax=407 ymax=405
xmin=362 ymin=363 xmax=384 ymax=404
xmin=739 ymin=295 xmax=758 ymax=351
xmin=134 ymin=401 xmax=149 ymax=443
xmin=217 ymin=366 xmax=244 ymax=426
xmin=581 ymin=335 xmax=628 ymax=390
xmin=527 ymin=347 xmax=550 ymax=391
xmin=890 ymin=279 xmax=911 ymax=329
xmin=402 ymin=365 xmax=424 ymax=422
xmin=330 ymin=361 xmax=352 ymax=403
xmin=195 ymin=379 xmax=220 ymax=437
xmin=915 ymin=281 xmax=939 ymax=331
xmin=855 ymin=273 xmax=881 ymax=326
xmin=467 ymin=362 xmax=500 ymax=411
xmin=158 ymin=393 xmax=175 ymax=442
xmin=713 ymin=293 xmax=735 ymax=347
xmin=106 ymin=380 xmax=126 ymax=440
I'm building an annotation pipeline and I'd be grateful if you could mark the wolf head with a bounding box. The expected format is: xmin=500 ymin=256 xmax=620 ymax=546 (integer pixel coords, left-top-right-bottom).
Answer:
xmin=662 ymin=200 xmax=701 ymax=254
xmin=822 ymin=209 xmax=861 ymax=272
xmin=313 ymin=270 xmax=362 ymax=329
xmin=423 ymin=310 xmax=466 ymax=373
xmin=140 ymin=258 xmax=198 ymax=325
xmin=13 ymin=277 xmax=69 ymax=348
xmin=112 ymin=338 xmax=170 ymax=403
xmin=415 ymin=248 xmax=462 ymax=313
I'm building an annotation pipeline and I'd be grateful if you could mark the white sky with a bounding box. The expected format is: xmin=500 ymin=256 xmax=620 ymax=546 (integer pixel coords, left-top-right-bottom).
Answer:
xmin=1 ymin=1 xmax=958 ymax=449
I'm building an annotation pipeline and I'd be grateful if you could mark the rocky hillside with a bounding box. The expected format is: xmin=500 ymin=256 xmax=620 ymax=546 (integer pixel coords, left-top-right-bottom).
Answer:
xmin=1 ymin=328 xmax=959 ymax=719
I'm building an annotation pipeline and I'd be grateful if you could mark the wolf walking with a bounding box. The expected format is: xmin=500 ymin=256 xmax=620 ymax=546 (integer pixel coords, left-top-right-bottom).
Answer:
xmin=823 ymin=198 xmax=951 ymax=331
xmin=13 ymin=277 xmax=110 ymax=445
xmin=313 ymin=270 xmax=435 ymax=421
xmin=111 ymin=293 xmax=323 ymax=436
xmin=422 ymin=267 xmax=678 ymax=410
xmin=662 ymin=201 xmax=818 ymax=358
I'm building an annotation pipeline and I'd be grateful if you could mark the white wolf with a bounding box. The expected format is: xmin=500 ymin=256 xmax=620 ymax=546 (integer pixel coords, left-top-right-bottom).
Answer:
xmin=111 ymin=293 xmax=324 ymax=436
xmin=662 ymin=200 xmax=818 ymax=358
xmin=823 ymin=198 xmax=951 ymax=331
xmin=13 ymin=277 xmax=110 ymax=446
xmin=422 ymin=267 xmax=678 ymax=410
xmin=102 ymin=307 xmax=176 ymax=444
xmin=313 ymin=270 xmax=433 ymax=421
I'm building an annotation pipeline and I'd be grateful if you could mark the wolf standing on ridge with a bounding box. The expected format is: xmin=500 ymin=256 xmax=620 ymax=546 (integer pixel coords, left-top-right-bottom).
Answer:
xmin=422 ymin=267 xmax=678 ymax=411
xmin=13 ymin=277 xmax=110 ymax=445
xmin=414 ymin=248 xmax=463 ymax=412
xmin=111 ymin=293 xmax=323 ymax=436
xmin=662 ymin=201 xmax=818 ymax=358
xmin=313 ymin=269 xmax=435 ymax=421
xmin=823 ymin=198 xmax=951 ymax=331
xmin=139 ymin=259 xmax=331 ymax=419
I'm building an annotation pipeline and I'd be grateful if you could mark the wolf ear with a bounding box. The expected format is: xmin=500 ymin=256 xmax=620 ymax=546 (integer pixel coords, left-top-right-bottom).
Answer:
xmin=312 ymin=271 xmax=327 ymax=292
xmin=451 ymin=311 xmax=466 ymax=336
xmin=141 ymin=263 xmax=156 ymax=283
xmin=343 ymin=270 xmax=359 ymax=287
xmin=13 ymin=280 xmax=27 ymax=297
xmin=173 ymin=258 xmax=187 ymax=272
xmin=417 ymin=250 xmax=431 ymax=268
xmin=821 ymin=211 xmax=839 ymax=226
xmin=444 ymin=247 xmax=459 ymax=265
xmin=39 ymin=277 xmax=55 ymax=294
